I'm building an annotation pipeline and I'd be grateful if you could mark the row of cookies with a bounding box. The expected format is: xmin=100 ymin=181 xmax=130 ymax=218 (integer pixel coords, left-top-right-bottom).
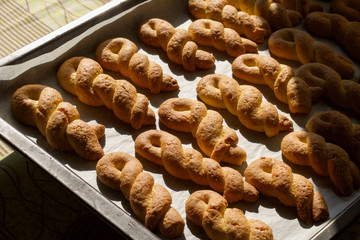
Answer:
xmin=9 ymin=0 xmax=360 ymax=239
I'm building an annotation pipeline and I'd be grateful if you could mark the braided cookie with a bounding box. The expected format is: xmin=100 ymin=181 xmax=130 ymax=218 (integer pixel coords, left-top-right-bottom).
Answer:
xmin=185 ymin=190 xmax=274 ymax=240
xmin=274 ymin=0 xmax=323 ymax=16
xmin=330 ymin=0 xmax=360 ymax=22
xmin=158 ymin=98 xmax=246 ymax=165
xmin=57 ymin=57 xmax=155 ymax=130
xmin=233 ymin=54 xmax=360 ymax=114
xmin=281 ymin=131 xmax=360 ymax=196
xmin=138 ymin=18 xmax=215 ymax=71
xmin=268 ymin=28 xmax=355 ymax=79
xmin=96 ymin=152 xmax=184 ymax=238
xmin=232 ymin=54 xmax=312 ymax=113
xmin=305 ymin=12 xmax=360 ymax=60
xmin=223 ymin=0 xmax=302 ymax=30
xmin=135 ymin=129 xmax=259 ymax=203
xmin=197 ymin=74 xmax=293 ymax=137
xmin=244 ymin=157 xmax=329 ymax=224
xmin=188 ymin=0 xmax=271 ymax=43
xmin=188 ymin=19 xmax=258 ymax=57
xmin=11 ymin=84 xmax=104 ymax=161
xmin=95 ymin=38 xmax=178 ymax=94
xmin=295 ymin=63 xmax=360 ymax=114
xmin=306 ymin=111 xmax=360 ymax=167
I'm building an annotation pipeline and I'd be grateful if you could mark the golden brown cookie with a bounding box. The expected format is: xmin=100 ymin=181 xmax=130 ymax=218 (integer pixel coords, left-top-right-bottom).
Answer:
xmin=330 ymin=0 xmax=360 ymax=22
xmin=188 ymin=0 xmax=271 ymax=43
xmin=244 ymin=157 xmax=329 ymax=224
xmin=138 ymin=18 xmax=215 ymax=71
xmin=275 ymin=0 xmax=323 ymax=16
xmin=11 ymin=84 xmax=104 ymax=161
xmin=232 ymin=53 xmax=312 ymax=113
xmin=158 ymin=98 xmax=246 ymax=165
xmin=305 ymin=11 xmax=360 ymax=60
xmin=197 ymin=74 xmax=293 ymax=137
xmin=57 ymin=57 xmax=155 ymax=129
xmin=306 ymin=111 xmax=360 ymax=167
xmin=295 ymin=63 xmax=360 ymax=114
xmin=95 ymin=37 xmax=178 ymax=94
xmin=135 ymin=129 xmax=259 ymax=203
xmin=268 ymin=28 xmax=355 ymax=79
xmin=233 ymin=54 xmax=360 ymax=114
xmin=188 ymin=19 xmax=258 ymax=57
xmin=96 ymin=152 xmax=185 ymax=238
xmin=222 ymin=0 xmax=303 ymax=29
xmin=185 ymin=190 xmax=274 ymax=240
xmin=281 ymin=131 xmax=360 ymax=195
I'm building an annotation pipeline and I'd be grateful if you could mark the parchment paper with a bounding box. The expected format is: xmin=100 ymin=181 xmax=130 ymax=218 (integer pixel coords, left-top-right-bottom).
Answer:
xmin=0 ymin=0 xmax=359 ymax=239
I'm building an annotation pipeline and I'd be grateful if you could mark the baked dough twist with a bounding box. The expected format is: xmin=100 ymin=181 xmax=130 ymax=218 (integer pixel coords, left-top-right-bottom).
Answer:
xmin=306 ymin=111 xmax=360 ymax=167
xmin=11 ymin=84 xmax=104 ymax=161
xmin=295 ymin=63 xmax=360 ymax=114
xmin=57 ymin=57 xmax=155 ymax=129
xmin=274 ymin=0 xmax=323 ymax=16
xmin=233 ymin=54 xmax=360 ymax=114
xmin=188 ymin=19 xmax=258 ymax=57
xmin=330 ymin=0 xmax=360 ymax=22
xmin=138 ymin=18 xmax=215 ymax=71
xmin=95 ymin=38 xmax=179 ymax=94
xmin=135 ymin=129 xmax=259 ymax=203
xmin=305 ymin=12 xmax=360 ymax=60
xmin=281 ymin=131 xmax=360 ymax=196
xmin=158 ymin=98 xmax=246 ymax=165
xmin=197 ymin=74 xmax=293 ymax=137
xmin=96 ymin=152 xmax=185 ymax=238
xmin=244 ymin=157 xmax=329 ymax=224
xmin=221 ymin=0 xmax=302 ymax=30
xmin=232 ymin=54 xmax=312 ymax=113
xmin=268 ymin=28 xmax=355 ymax=79
xmin=188 ymin=0 xmax=271 ymax=43
xmin=185 ymin=190 xmax=274 ymax=240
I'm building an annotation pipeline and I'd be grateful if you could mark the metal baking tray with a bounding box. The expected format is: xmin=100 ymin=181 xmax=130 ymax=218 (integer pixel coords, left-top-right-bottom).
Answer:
xmin=1 ymin=0 xmax=359 ymax=239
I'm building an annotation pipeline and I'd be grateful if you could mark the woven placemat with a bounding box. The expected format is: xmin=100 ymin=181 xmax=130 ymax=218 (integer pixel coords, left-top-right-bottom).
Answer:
xmin=0 ymin=0 xmax=111 ymax=59
xmin=0 ymin=150 xmax=127 ymax=239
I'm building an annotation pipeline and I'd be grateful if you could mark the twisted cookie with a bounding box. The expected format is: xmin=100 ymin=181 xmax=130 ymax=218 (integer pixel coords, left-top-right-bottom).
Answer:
xmin=57 ymin=57 xmax=155 ymax=129
xmin=305 ymin=12 xmax=360 ymax=60
xmin=232 ymin=54 xmax=312 ymax=113
xmin=281 ymin=131 xmax=360 ymax=196
xmin=330 ymin=0 xmax=360 ymax=22
xmin=295 ymin=63 xmax=360 ymax=114
xmin=268 ymin=28 xmax=355 ymax=79
xmin=244 ymin=157 xmax=329 ymax=224
xmin=138 ymin=18 xmax=215 ymax=71
xmin=158 ymin=98 xmax=246 ymax=165
xmin=95 ymin=38 xmax=178 ymax=94
xmin=224 ymin=0 xmax=303 ymax=29
xmin=11 ymin=84 xmax=104 ymax=161
xmin=197 ymin=74 xmax=293 ymax=137
xmin=233 ymin=54 xmax=360 ymax=114
xmin=188 ymin=0 xmax=271 ymax=43
xmin=306 ymin=111 xmax=360 ymax=167
xmin=96 ymin=152 xmax=184 ymax=238
xmin=185 ymin=190 xmax=274 ymax=240
xmin=274 ymin=0 xmax=323 ymax=16
xmin=135 ymin=130 xmax=259 ymax=203
xmin=188 ymin=19 xmax=258 ymax=57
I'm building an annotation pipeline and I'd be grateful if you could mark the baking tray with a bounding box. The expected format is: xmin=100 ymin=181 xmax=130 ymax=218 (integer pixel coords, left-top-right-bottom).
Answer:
xmin=1 ymin=0 xmax=360 ymax=239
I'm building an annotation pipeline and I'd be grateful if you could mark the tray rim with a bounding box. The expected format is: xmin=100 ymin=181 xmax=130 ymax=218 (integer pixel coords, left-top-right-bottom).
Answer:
xmin=0 ymin=117 xmax=160 ymax=240
xmin=0 ymin=0 xmax=145 ymax=67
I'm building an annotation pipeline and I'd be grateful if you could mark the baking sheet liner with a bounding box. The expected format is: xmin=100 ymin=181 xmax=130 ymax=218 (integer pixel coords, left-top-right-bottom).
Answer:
xmin=1 ymin=0 xmax=360 ymax=239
